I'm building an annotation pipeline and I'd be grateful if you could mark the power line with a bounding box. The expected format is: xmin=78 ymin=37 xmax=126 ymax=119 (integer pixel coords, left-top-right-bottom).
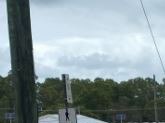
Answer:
xmin=81 ymin=107 xmax=165 ymax=112
xmin=139 ymin=0 xmax=165 ymax=76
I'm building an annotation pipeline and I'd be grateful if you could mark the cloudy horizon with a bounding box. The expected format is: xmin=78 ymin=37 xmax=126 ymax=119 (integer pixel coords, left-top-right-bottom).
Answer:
xmin=0 ymin=0 xmax=165 ymax=82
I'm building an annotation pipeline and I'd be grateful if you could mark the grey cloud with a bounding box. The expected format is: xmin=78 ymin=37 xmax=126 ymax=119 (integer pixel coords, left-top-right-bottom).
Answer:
xmin=30 ymin=0 xmax=60 ymax=5
xmin=56 ymin=52 xmax=161 ymax=77
xmin=34 ymin=62 xmax=59 ymax=82
xmin=30 ymin=0 xmax=164 ymax=44
xmin=144 ymin=0 xmax=165 ymax=15
xmin=29 ymin=0 xmax=137 ymax=9
xmin=1 ymin=0 xmax=165 ymax=82
xmin=0 ymin=48 xmax=11 ymax=76
xmin=57 ymin=53 xmax=135 ymax=70
xmin=30 ymin=2 xmax=145 ymax=43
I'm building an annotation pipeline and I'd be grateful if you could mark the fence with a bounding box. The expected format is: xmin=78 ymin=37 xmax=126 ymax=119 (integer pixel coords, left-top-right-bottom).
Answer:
xmin=1 ymin=107 xmax=165 ymax=123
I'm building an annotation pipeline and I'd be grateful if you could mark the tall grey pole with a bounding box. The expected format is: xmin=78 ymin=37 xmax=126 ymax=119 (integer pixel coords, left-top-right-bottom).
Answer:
xmin=153 ymin=75 xmax=158 ymax=123
xmin=62 ymin=74 xmax=69 ymax=113
xmin=120 ymin=116 xmax=122 ymax=123
xmin=6 ymin=0 xmax=37 ymax=123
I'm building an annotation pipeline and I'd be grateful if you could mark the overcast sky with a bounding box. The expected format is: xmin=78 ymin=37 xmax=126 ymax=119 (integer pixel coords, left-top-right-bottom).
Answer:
xmin=0 ymin=0 xmax=165 ymax=82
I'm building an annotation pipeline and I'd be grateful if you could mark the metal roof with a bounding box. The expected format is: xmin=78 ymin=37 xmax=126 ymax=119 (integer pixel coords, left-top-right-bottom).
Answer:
xmin=39 ymin=114 xmax=108 ymax=123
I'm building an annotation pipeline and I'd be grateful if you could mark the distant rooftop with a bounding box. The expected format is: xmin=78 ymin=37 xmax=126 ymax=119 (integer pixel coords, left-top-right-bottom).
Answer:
xmin=39 ymin=114 xmax=108 ymax=123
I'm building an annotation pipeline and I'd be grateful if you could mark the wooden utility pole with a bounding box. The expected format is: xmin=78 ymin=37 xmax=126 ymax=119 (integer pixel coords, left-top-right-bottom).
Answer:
xmin=6 ymin=0 xmax=37 ymax=123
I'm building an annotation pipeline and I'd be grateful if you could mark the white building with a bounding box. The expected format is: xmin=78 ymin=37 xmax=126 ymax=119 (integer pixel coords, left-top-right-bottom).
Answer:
xmin=39 ymin=114 xmax=108 ymax=123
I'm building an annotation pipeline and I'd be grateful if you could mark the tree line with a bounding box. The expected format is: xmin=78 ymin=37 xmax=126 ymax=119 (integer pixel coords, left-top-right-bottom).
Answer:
xmin=0 ymin=75 xmax=165 ymax=122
